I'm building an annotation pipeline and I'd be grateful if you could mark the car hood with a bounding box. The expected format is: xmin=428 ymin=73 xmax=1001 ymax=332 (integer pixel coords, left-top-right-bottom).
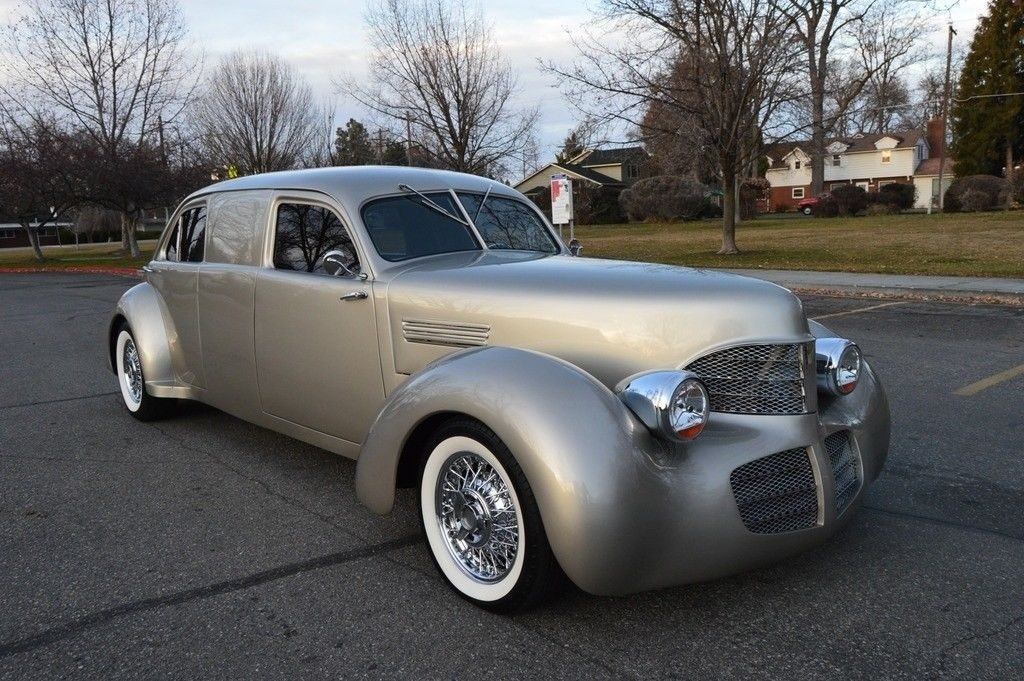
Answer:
xmin=383 ymin=251 xmax=811 ymax=388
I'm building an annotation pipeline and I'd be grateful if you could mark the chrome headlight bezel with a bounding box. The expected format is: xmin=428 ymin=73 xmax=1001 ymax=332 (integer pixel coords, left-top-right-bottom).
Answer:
xmin=617 ymin=370 xmax=710 ymax=442
xmin=816 ymin=338 xmax=861 ymax=396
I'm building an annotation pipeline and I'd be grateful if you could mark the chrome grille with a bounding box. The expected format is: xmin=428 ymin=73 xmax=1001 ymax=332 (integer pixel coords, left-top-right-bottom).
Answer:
xmin=825 ymin=430 xmax=860 ymax=515
xmin=730 ymin=448 xmax=819 ymax=534
xmin=686 ymin=343 xmax=811 ymax=415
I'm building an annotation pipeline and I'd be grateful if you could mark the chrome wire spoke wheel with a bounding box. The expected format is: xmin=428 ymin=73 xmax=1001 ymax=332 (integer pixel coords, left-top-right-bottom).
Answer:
xmin=435 ymin=452 xmax=520 ymax=583
xmin=420 ymin=434 xmax=527 ymax=603
xmin=115 ymin=329 xmax=144 ymax=412
xmin=122 ymin=338 xmax=143 ymax=405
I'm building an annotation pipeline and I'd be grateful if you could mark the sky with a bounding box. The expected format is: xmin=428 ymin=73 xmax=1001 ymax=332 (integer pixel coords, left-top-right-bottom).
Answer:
xmin=0 ymin=0 xmax=993 ymax=162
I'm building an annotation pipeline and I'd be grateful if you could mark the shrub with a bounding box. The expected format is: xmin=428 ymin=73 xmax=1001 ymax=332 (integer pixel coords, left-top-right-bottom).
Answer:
xmin=618 ymin=175 xmax=710 ymax=222
xmin=877 ymin=182 xmax=916 ymax=210
xmin=830 ymin=184 xmax=869 ymax=215
xmin=959 ymin=188 xmax=996 ymax=212
xmin=739 ymin=177 xmax=770 ymax=219
xmin=945 ymin=175 xmax=1012 ymax=212
xmin=813 ymin=192 xmax=839 ymax=217
xmin=865 ymin=202 xmax=896 ymax=216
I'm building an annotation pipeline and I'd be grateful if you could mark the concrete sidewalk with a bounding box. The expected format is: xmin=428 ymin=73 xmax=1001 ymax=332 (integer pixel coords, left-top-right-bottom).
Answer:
xmin=725 ymin=268 xmax=1024 ymax=300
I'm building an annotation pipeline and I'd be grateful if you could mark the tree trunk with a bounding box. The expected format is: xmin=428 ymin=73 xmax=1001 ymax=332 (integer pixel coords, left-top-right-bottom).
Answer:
xmin=121 ymin=213 xmax=141 ymax=258
xmin=719 ymin=176 xmax=739 ymax=255
xmin=1006 ymin=141 xmax=1016 ymax=205
xmin=810 ymin=83 xmax=826 ymax=197
xmin=23 ymin=224 xmax=44 ymax=261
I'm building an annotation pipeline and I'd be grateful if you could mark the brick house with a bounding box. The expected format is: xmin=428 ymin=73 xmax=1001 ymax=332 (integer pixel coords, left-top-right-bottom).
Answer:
xmin=763 ymin=120 xmax=952 ymax=211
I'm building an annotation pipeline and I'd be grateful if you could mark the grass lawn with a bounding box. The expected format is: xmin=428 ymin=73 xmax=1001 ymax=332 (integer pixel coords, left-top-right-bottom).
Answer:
xmin=575 ymin=211 xmax=1024 ymax=278
xmin=0 ymin=241 xmax=156 ymax=271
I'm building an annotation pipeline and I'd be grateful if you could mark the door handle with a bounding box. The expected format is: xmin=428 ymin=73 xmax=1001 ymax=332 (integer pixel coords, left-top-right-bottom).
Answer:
xmin=140 ymin=264 xmax=154 ymax=274
xmin=340 ymin=291 xmax=368 ymax=302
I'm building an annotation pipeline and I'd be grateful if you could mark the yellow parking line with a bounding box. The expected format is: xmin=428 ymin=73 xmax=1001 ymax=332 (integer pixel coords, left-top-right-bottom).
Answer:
xmin=954 ymin=363 xmax=1024 ymax=396
xmin=812 ymin=301 xmax=904 ymax=321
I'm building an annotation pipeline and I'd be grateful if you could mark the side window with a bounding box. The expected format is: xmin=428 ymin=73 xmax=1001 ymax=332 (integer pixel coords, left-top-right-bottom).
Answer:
xmin=180 ymin=206 xmax=208 ymax=263
xmin=273 ymin=203 xmax=360 ymax=275
xmin=163 ymin=222 xmax=180 ymax=261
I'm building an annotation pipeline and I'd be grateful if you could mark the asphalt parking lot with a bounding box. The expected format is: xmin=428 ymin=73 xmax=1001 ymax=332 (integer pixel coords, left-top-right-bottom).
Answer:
xmin=1 ymin=272 xmax=1022 ymax=679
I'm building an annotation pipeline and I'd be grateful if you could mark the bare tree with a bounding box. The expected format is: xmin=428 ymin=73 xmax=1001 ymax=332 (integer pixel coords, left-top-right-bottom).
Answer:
xmin=345 ymin=0 xmax=538 ymax=177
xmin=547 ymin=0 xmax=799 ymax=254
xmin=0 ymin=115 xmax=79 ymax=260
xmin=773 ymin=0 xmax=927 ymax=194
xmin=0 ymin=0 xmax=198 ymax=257
xmin=193 ymin=50 xmax=328 ymax=175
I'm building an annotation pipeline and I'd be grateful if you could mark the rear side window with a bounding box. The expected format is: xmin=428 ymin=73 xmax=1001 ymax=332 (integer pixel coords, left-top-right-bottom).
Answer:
xmin=273 ymin=203 xmax=360 ymax=275
xmin=179 ymin=206 xmax=207 ymax=262
xmin=361 ymin=193 xmax=479 ymax=262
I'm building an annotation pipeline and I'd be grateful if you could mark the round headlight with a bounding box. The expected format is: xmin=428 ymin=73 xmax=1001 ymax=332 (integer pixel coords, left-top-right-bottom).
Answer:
xmin=816 ymin=338 xmax=861 ymax=396
xmin=668 ymin=378 xmax=710 ymax=440
xmin=617 ymin=371 xmax=710 ymax=443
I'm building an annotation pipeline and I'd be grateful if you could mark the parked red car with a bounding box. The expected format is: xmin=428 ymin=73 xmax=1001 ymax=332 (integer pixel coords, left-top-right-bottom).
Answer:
xmin=797 ymin=196 xmax=818 ymax=215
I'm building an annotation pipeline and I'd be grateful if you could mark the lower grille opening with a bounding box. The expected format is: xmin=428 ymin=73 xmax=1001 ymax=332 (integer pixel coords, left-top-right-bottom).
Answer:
xmin=730 ymin=447 xmax=819 ymax=534
xmin=825 ymin=430 xmax=860 ymax=516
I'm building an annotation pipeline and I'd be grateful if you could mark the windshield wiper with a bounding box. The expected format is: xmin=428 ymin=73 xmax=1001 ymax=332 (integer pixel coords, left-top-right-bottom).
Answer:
xmin=397 ymin=184 xmax=470 ymax=226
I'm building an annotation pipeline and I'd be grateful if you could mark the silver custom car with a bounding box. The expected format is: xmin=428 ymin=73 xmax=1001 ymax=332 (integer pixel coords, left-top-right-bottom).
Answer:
xmin=108 ymin=166 xmax=889 ymax=611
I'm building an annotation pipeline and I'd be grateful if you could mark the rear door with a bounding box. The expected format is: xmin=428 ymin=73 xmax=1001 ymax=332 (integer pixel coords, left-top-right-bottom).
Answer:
xmin=254 ymin=193 xmax=385 ymax=444
xmin=148 ymin=202 xmax=208 ymax=388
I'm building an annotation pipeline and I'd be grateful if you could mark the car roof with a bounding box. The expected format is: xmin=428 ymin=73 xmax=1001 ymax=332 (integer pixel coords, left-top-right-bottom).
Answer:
xmin=186 ymin=166 xmax=522 ymax=208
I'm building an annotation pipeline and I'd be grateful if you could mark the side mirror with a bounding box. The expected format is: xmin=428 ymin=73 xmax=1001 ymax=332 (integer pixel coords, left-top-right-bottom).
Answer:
xmin=322 ymin=248 xmax=358 ymax=277
xmin=568 ymin=238 xmax=583 ymax=257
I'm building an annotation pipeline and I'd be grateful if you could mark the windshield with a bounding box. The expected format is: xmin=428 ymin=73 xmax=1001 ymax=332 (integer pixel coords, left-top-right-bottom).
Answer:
xmin=361 ymin=188 xmax=560 ymax=262
xmin=457 ymin=193 xmax=559 ymax=254
xmin=361 ymin=191 xmax=480 ymax=262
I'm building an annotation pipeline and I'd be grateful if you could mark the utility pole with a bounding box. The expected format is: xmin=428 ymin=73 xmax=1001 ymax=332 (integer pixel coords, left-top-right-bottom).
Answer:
xmin=405 ymin=112 xmax=413 ymax=166
xmin=937 ymin=24 xmax=956 ymax=211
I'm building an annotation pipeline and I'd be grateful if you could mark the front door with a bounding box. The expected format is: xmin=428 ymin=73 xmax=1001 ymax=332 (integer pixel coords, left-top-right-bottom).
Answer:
xmin=254 ymin=198 xmax=384 ymax=444
xmin=148 ymin=203 xmax=208 ymax=388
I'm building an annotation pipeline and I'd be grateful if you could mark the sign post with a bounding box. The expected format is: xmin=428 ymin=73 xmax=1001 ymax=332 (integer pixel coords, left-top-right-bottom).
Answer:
xmin=550 ymin=173 xmax=574 ymax=242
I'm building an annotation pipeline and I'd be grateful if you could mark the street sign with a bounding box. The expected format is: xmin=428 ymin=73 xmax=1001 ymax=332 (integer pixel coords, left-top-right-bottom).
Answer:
xmin=550 ymin=174 xmax=573 ymax=225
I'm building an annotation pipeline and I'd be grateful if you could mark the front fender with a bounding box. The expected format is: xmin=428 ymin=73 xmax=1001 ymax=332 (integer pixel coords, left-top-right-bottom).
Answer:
xmin=355 ymin=346 xmax=669 ymax=594
xmin=108 ymin=282 xmax=180 ymax=397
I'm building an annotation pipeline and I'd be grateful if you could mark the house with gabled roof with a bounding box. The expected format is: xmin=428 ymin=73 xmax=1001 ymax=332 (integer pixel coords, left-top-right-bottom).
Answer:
xmin=514 ymin=146 xmax=649 ymax=196
xmin=763 ymin=119 xmax=953 ymax=211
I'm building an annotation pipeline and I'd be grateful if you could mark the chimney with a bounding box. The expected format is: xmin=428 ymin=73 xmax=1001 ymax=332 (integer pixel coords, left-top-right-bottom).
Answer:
xmin=926 ymin=119 xmax=944 ymax=159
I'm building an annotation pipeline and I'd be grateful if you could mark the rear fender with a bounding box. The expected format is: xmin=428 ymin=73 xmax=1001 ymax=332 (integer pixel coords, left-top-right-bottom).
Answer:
xmin=108 ymin=282 xmax=186 ymax=398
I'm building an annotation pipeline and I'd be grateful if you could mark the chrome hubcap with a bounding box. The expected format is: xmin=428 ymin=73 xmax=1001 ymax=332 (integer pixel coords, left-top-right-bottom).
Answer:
xmin=435 ymin=452 xmax=519 ymax=582
xmin=122 ymin=337 xmax=143 ymax=404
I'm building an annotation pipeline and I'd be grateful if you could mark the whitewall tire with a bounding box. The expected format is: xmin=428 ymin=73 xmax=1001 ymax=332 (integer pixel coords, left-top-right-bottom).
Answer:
xmin=419 ymin=419 xmax=564 ymax=612
xmin=114 ymin=325 xmax=170 ymax=421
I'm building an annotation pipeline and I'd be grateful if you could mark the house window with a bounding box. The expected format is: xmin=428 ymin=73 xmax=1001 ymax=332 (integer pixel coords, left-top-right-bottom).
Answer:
xmin=792 ymin=187 xmax=805 ymax=199
xmin=832 ymin=154 xmax=841 ymax=167
xmin=881 ymin=150 xmax=891 ymax=164
xmin=625 ymin=163 xmax=639 ymax=179
xmin=0 ymin=229 xmax=17 ymax=239
xmin=794 ymin=160 xmax=801 ymax=169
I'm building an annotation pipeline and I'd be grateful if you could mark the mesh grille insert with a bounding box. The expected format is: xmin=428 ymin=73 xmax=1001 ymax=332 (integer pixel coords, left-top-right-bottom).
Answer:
xmin=686 ymin=344 xmax=811 ymax=415
xmin=825 ymin=430 xmax=860 ymax=515
xmin=730 ymin=447 xmax=819 ymax=534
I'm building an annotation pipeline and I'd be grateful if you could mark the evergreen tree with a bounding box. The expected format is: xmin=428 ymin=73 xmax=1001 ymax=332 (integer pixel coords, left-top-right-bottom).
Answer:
xmin=555 ymin=130 xmax=586 ymax=164
xmin=333 ymin=119 xmax=376 ymax=165
xmin=950 ymin=0 xmax=1024 ymax=180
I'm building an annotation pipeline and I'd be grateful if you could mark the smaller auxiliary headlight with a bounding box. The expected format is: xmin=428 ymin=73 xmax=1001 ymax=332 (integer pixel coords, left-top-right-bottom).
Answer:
xmin=816 ymin=338 xmax=862 ymax=396
xmin=618 ymin=371 xmax=710 ymax=442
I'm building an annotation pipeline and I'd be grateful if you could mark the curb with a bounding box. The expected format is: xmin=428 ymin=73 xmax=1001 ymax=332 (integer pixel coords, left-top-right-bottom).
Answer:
xmin=788 ymin=285 xmax=1024 ymax=307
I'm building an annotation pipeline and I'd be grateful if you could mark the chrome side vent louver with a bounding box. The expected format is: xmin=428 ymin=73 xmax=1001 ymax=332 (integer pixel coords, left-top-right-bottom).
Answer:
xmin=402 ymin=319 xmax=490 ymax=347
